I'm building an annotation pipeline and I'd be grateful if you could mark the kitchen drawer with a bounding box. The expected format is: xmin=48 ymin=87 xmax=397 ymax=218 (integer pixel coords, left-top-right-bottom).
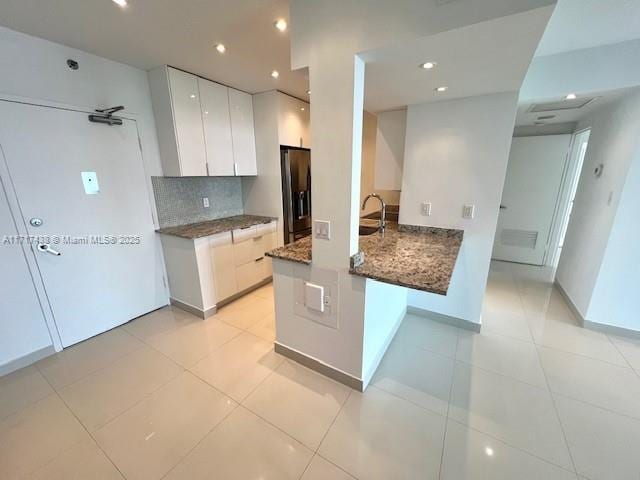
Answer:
xmin=236 ymin=258 xmax=265 ymax=292
xmin=209 ymin=231 xmax=233 ymax=247
xmin=232 ymin=225 xmax=258 ymax=243
xmin=256 ymin=221 xmax=276 ymax=236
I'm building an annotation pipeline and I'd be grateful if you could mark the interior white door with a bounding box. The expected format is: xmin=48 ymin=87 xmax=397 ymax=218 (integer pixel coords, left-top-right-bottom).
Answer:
xmin=0 ymin=101 xmax=166 ymax=347
xmin=228 ymin=88 xmax=257 ymax=175
xmin=492 ymin=135 xmax=571 ymax=265
xmin=198 ymin=78 xmax=235 ymax=176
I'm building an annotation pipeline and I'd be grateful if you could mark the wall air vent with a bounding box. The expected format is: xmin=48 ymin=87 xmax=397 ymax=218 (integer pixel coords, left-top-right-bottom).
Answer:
xmin=528 ymin=97 xmax=596 ymax=113
xmin=500 ymin=229 xmax=538 ymax=249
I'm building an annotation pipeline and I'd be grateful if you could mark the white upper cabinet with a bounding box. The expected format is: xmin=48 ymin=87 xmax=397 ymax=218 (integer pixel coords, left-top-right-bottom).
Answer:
xmin=277 ymin=94 xmax=310 ymax=148
xmin=198 ymin=78 xmax=235 ymax=176
xmin=228 ymin=88 xmax=258 ymax=176
xmin=167 ymin=68 xmax=207 ymax=176
xmin=149 ymin=66 xmax=257 ymax=177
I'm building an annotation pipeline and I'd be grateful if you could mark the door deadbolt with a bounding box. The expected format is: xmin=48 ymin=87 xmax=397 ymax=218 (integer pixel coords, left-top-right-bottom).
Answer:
xmin=30 ymin=218 xmax=43 ymax=227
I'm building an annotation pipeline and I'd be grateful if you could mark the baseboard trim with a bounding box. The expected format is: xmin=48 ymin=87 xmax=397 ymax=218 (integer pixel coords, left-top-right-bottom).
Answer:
xmin=274 ymin=342 xmax=364 ymax=392
xmin=0 ymin=345 xmax=56 ymax=377
xmin=582 ymin=320 xmax=640 ymax=339
xmin=170 ymin=298 xmax=216 ymax=319
xmin=554 ymin=280 xmax=586 ymax=326
xmin=217 ymin=277 xmax=273 ymax=308
xmin=554 ymin=280 xmax=640 ymax=339
xmin=407 ymin=306 xmax=481 ymax=332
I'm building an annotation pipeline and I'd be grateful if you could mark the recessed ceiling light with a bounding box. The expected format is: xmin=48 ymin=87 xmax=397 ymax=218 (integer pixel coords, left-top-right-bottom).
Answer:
xmin=420 ymin=61 xmax=437 ymax=69
xmin=112 ymin=0 xmax=127 ymax=6
xmin=274 ymin=19 xmax=288 ymax=32
xmin=215 ymin=43 xmax=226 ymax=54
xmin=189 ymin=94 xmax=196 ymax=99
xmin=434 ymin=86 xmax=448 ymax=93
xmin=565 ymin=93 xmax=577 ymax=100
xmin=306 ymin=90 xmax=311 ymax=95
xmin=484 ymin=447 xmax=494 ymax=457
xmin=300 ymin=107 xmax=305 ymax=111
xmin=271 ymin=70 xmax=280 ymax=79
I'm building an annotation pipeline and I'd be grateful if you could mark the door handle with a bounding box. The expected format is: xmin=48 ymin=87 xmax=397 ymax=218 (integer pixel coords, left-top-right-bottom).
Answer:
xmin=37 ymin=243 xmax=61 ymax=256
xmin=499 ymin=205 xmax=507 ymax=210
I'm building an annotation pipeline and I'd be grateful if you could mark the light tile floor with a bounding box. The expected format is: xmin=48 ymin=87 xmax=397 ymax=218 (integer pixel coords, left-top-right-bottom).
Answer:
xmin=2 ymin=264 xmax=640 ymax=479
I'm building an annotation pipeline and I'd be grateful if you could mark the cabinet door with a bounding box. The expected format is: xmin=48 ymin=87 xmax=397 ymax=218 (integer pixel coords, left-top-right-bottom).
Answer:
xmin=228 ymin=89 xmax=257 ymax=176
xmin=277 ymin=94 xmax=310 ymax=148
xmin=198 ymin=78 xmax=235 ymax=176
xmin=209 ymin=233 xmax=238 ymax=302
xmin=167 ymin=68 xmax=207 ymax=176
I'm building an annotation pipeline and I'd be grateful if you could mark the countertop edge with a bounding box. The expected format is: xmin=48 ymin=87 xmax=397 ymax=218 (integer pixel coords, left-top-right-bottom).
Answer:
xmin=156 ymin=215 xmax=277 ymax=239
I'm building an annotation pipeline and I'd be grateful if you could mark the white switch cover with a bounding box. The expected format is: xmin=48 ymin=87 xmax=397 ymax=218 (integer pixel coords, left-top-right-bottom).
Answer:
xmin=304 ymin=282 xmax=325 ymax=313
xmin=421 ymin=202 xmax=432 ymax=216
xmin=203 ymin=197 xmax=210 ymax=208
xmin=462 ymin=204 xmax=475 ymax=219
xmin=314 ymin=220 xmax=331 ymax=240
xmin=81 ymin=172 xmax=100 ymax=195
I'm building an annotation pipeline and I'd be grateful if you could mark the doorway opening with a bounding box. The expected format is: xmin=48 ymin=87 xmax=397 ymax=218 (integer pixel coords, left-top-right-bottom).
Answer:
xmin=549 ymin=128 xmax=591 ymax=267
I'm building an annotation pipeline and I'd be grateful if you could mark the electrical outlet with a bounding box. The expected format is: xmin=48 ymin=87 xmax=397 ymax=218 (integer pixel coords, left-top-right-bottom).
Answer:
xmin=421 ymin=202 xmax=432 ymax=216
xmin=203 ymin=197 xmax=210 ymax=208
xmin=462 ymin=204 xmax=475 ymax=219
xmin=314 ymin=220 xmax=331 ymax=240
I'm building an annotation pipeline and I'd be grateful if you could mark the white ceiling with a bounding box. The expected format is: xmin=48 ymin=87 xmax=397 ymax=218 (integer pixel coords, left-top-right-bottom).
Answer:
xmin=0 ymin=0 xmax=310 ymax=100
xmin=0 ymin=0 xmax=639 ymax=113
xmin=535 ymin=0 xmax=640 ymax=57
xmin=361 ymin=7 xmax=552 ymax=112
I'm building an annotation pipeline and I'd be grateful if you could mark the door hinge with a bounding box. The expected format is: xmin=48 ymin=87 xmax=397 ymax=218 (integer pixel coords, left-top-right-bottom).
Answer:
xmin=206 ymin=163 xmax=210 ymax=176
xmin=162 ymin=276 xmax=167 ymax=289
xmin=137 ymin=136 xmax=143 ymax=152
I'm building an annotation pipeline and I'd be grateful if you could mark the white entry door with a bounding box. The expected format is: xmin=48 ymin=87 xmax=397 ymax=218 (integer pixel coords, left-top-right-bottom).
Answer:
xmin=492 ymin=135 xmax=571 ymax=265
xmin=0 ymin=101 xmax=166 ymax=347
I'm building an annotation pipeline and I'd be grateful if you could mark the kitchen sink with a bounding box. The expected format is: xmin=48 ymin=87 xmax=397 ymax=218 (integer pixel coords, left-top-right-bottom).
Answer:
xmin=359 ymin=225 xmax=380 ymax=236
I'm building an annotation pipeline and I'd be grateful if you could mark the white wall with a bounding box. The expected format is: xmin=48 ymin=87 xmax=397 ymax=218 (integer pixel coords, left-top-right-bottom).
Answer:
xmin=242 ymin=91 xmax=285 ymax=247
xmin=588 ymin=150 xmax=640 ymax=331
xmin=556 ymin=89 xmax=640 ymax=325
xmin=0 ymin=26 xmax=165 ymax=368
xmin=401 ymin=93 xmax=519 ymax=324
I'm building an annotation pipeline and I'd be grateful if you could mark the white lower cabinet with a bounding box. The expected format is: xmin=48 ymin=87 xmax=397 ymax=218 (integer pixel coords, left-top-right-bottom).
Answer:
xmin=160 ymin=221 xmax=276 ymax=317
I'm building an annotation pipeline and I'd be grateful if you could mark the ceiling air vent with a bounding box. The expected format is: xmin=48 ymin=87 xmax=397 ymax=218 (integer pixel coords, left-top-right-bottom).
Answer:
xmin=529 ymin=97 xmax=596 ymax=113
xmin=500 ymin=229 xmax=538 ymax=249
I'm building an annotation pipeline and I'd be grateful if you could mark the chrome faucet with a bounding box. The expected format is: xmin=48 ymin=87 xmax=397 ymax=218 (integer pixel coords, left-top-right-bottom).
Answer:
xmin=362 ymin=193 xmax=387 ymax=232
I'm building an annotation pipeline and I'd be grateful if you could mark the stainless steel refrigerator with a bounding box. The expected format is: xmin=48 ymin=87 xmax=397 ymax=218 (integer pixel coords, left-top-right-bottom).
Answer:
xmin=281 ymin=147 xmax=311 ymax=244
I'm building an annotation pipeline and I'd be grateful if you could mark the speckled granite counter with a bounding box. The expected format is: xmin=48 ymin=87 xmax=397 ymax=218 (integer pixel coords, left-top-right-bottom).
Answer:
xmin=267 ymin=235 xmax=312 ymax=265
xmin=266 ymin=224 xmax=463 ymax=295
xmin=156 ymin=215 xmax=276 ymax=239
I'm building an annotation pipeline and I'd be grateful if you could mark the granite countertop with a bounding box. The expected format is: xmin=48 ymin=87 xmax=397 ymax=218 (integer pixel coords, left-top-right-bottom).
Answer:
xmin=266 ymin=223 xmax=463 ymax=295
xmin=266 ymin=235 xmax=312 ymax=265
xmin=156 ymin=214 xmax=276 ymax=239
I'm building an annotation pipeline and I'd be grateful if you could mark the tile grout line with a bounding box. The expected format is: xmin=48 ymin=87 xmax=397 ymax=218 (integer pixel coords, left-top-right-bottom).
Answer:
xmin=605 ymin=333 xmax=640 ymax=377
xmin=437 ymin=327 xmax=459 ymax=480
xmin=298 ymin=389 xmax=355 ymax=480
xmin=513 ymin=265 xmax=580 ymax=476
xmin=35 ymin=369 xmax=130 ymax=480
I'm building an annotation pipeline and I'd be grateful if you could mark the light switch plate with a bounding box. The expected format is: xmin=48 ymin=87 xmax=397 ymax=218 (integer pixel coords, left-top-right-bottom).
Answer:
xmin=314 ymin=220 xmax=331 ymax=240
xmin=462 ymin=204 xmax=475 ymax=219
xmin=203 ymin=197 xmax=210 ymax=208
xmin=421 ymin=202 xmax=432 ymax=216
xmin=81 ymin=171 xmax=100 ymax=195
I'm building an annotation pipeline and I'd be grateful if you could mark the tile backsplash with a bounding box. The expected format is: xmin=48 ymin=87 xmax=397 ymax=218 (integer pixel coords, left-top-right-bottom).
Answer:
xmin=151 ymin=176 xmax=243 ymax=228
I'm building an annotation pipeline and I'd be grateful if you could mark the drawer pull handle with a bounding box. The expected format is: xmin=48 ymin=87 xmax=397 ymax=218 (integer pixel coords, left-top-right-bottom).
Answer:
xmin=255 ymin=257 xmax=264 ymax=262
